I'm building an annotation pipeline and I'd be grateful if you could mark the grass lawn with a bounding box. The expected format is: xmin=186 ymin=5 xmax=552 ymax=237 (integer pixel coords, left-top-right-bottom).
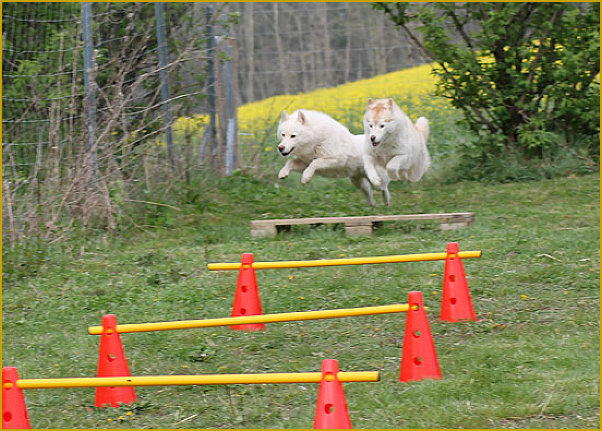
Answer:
xmin=2 ymin=171 xmax=600 ymax=429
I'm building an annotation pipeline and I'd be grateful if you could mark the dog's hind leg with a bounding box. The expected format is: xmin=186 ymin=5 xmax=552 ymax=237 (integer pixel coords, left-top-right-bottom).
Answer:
xmin=351 ymin=176 xmax=375 ymax=206
xmin=382 ymin=184 xmax=391 ymax=206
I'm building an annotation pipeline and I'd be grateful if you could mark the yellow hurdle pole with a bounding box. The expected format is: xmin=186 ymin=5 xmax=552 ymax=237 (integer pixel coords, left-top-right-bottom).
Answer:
xmin=207 ymin=250 xmax=482 ymax=271
xmin=88 ymin=303 xmax=411 ymax=335
xmin=12 ymin=371 xmax=380 ymax=389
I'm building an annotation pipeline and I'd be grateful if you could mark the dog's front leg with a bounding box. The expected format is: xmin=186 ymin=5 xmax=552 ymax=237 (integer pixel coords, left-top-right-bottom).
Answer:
xmin=363 ymin=155 xmax=382 ymax=188
xmin=373 ymin=164 xmax=391 ymax=206
xmin=386 ymin=154 xmax=411 ymax=180
xmin=279 ymin=158 xmax=307 ymax=179
xmin=301 ymin=157 xmax=340 ymax=184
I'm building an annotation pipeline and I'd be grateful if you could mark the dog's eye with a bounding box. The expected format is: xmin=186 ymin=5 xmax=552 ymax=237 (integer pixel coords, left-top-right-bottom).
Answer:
xmin=380 ymin=124 xmax=385 ymax=128
xmin=290 ymin=134 xmax=296 ymax=138
xmin=281 ymin=133 xmax=285 ymax=137
xmin=368 ymin=124 xmax=373 ymax=129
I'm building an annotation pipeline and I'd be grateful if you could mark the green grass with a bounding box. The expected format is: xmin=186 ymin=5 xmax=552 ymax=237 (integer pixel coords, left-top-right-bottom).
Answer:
xmin=2 ymin=172 xmax=600 ymax=429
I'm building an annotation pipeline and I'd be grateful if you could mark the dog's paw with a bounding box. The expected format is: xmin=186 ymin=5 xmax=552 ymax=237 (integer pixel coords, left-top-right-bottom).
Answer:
xmin=364 ymin=167 xmax=381 ymax=188
xmin=301 ymin=171 xmax=313 ymax=184
xmin=278 ymin=168 xmax=289 ymax=179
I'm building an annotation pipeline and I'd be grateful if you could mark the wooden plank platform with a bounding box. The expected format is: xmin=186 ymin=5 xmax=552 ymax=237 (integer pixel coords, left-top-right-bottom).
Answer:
xmin=250 ymin=212 xmax=475 ymax=237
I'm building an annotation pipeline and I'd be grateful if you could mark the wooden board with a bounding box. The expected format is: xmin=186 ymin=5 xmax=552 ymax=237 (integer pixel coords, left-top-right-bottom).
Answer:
xmin=250 ymin=213 xmax=475 ymax=237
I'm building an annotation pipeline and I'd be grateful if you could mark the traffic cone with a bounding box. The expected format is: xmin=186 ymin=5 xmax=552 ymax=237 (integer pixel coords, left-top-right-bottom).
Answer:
xmin=313 ymin=359 xmax=352 ymax=429
xmin=400 ymin=291 xmax=442 ymax=382
xmin=94 ymin=314 xmax=137 ymax=408
xmin=440 ymin=242 xmax=477 ymax=322
xmin=230 ymin=253 xmax=265 ymax=331
xmin=2 ymin=367 xmax=30 ymax=429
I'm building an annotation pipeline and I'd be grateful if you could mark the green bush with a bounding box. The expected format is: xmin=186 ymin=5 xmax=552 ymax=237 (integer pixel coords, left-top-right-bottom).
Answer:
xmin=375 ymin=2 xmax=600 ymax=180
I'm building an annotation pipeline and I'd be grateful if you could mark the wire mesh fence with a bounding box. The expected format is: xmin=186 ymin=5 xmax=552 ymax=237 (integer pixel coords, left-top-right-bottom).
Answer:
xmin=2 ymin=2 xmax=428 ymax=248
xmin=2 ymin=2 xmax=237 ymax=246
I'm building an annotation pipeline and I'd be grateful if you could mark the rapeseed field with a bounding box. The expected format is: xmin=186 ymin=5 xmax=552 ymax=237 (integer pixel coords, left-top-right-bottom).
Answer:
xmin=237 ymin=63 xmax=453 ymax=136
xmin=173 ymin=63 xmax=463 ymax=177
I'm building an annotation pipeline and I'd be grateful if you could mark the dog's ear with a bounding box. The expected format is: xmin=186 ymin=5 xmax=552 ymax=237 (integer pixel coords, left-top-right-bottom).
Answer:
xmin=385 ymin=98 xmax=394 ymax=108
xmin=297 ymin=110 xmax=306 ymax=125
xmin=280 ymin=110 xmax=289 ymax=123
xmin=367 ymin=98 xmax=375 ymax=108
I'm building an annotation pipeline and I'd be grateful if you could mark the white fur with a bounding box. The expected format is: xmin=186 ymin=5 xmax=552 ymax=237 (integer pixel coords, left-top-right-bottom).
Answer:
xmin=277 ymin=109 xmax=390 ymax=206
xmin=363 ymin=98 xmax=431 ymax=185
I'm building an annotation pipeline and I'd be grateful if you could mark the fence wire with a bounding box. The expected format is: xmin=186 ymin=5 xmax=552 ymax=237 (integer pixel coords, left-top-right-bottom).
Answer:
xmin=2 ymin=3 xmax=228 ymax=246
xmin=2 ymin=2 xmax=426 ymax=248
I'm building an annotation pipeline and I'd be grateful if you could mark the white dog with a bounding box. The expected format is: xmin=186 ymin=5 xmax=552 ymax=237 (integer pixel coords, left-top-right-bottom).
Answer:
xmin=362 ymin=98 xmax=431 ymax=186
xmin=277 ymin=109 xmax=390 ymax=206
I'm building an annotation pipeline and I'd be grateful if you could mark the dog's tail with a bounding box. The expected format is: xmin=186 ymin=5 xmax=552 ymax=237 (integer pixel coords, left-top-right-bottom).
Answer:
xmin=414 ymin=117 xmax=429 ymax=143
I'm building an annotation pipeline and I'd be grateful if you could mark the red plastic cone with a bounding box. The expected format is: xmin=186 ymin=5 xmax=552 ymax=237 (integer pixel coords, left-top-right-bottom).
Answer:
xmin=440 ymin=242 xmax=477 ymax=322
xmin=230 ymin=253 xmax=265 ymax=331
xmin=2 ymin=367 xmax=31 ymax=429
xmin=400 ymin=291 xmax=442 ymax=382
xmin=313 ymin=359 xmax=352 ymax=429
xmin=94 ymin=314 xmax=137 ymax=408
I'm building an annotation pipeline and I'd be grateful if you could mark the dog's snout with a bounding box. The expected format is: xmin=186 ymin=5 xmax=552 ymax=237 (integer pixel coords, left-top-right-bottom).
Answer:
xmin=278 ymin=144 xmax=285 ymax=151
xmin=370 ymin=135 xmax=376 ymax=142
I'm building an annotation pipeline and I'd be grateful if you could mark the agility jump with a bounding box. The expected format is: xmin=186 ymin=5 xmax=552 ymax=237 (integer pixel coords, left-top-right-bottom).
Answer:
xmin=5 ymin=368 xmax=379 ymax=390
xmin=208 ymin=242 xmax=481 ymax=323
xmin=2 ymin=359 xmax=377 ymax=429
xmin=88 ymin=303 xmax=414 ymax=335
xmin=250 ymin=213 xmax=475 ymax=237
xmin=207 ymin=249 xmax=481 ymax=270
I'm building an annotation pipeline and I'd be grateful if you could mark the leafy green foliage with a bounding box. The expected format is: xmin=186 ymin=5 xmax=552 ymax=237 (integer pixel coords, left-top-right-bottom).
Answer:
xmin=374 ymin=2 xmax=600 ymax=179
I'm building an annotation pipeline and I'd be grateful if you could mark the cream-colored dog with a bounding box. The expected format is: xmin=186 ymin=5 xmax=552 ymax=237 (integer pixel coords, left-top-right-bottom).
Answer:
xmin=277 ymin=109 xmax=390 ymax=205
xmin=362 ymin=98 xmax=431 ymax=187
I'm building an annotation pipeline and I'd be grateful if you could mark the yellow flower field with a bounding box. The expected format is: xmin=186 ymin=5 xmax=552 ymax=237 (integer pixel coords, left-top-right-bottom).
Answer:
xmin=172 ymin=62 xmax=460 ymax=175
xmin=174 ymin=63 xmax=454 ymax=139
xmin=237 ymin=63 xmax=454 ymax=136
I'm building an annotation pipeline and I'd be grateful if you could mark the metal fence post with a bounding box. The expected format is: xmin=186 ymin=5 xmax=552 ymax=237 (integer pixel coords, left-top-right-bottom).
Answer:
xmin=81 ymin=2 xmax=98 ymax=182
xmin=205 ymin=5 xmax=218 ymax=170
xmin=154 ymin=2 xmax=176 ymax=170
xmin=224 ymin=42 xmax=236 ymax=175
